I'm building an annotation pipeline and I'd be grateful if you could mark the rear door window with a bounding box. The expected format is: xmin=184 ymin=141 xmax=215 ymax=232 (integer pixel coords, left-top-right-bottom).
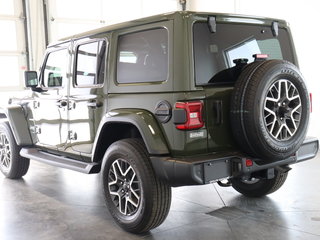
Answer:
xmin=75 ymin=40 xmax=106 ymax=87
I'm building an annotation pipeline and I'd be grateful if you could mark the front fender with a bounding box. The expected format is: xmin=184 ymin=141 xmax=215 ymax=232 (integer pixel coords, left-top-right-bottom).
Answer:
xmin=0 ymin=105 xmax=33 ymax=146
xmin=94 ymin=109 xmax=169 ymax=155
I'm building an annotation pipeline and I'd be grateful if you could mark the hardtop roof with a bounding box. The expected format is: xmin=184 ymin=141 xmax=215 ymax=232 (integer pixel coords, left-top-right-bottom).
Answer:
xmin=49 ymin=11 xmax=287 ymax=47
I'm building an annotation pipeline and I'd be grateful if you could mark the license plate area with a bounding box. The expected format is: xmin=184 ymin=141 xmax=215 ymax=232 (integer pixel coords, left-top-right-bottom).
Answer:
xmin=203 ymin=159 xmax=231 ymax=183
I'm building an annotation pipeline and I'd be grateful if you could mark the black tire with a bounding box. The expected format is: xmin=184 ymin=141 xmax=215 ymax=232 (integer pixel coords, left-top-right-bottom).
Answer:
xmin=231 ymin=169 xmax=288 ymax=198
xmin=0 ymin=121 xmax=30 ymax=179
xmin=101 ymin=138 xmax=171 ymax=233
xmin=230 ymin=60 xmax=310 ymax=160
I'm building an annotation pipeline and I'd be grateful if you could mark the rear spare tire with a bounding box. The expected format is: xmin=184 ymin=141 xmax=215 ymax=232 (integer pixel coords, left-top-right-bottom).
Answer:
xmin=230 ymin=60 xmax=310 ymax=160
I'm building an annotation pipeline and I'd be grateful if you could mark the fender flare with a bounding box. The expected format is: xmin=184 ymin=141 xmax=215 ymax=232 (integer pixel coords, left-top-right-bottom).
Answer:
xmin=0 ymin=105 xmax=33 ymax=146
xmin=92 ymin=109 xmax=169 ymax=161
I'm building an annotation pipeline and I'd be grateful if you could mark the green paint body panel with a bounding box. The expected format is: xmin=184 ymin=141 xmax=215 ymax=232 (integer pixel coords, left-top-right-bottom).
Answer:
xmin=93 ymin=108 xmax=169 ymax=155
xmin=204 ymin=86 xmax=236 ymax=152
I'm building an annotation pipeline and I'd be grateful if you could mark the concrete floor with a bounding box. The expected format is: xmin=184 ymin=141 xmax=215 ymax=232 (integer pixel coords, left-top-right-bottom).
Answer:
xmin=1 ymin=154 xmax=320 ymax=240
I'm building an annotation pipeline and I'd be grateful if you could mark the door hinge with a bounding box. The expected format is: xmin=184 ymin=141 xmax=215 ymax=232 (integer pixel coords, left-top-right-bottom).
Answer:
xmin=272 ymin=21 xmax=279 ymax=37
xmin=68 ymin=101 xmax=76 ymax=110
xmin=33 ymin=101 xmax=40 ymax=109
xmin=213 ymin=100 xmax=223 ymax=125
xmin=68 ymin=131 xmax=77 ymax=140
xmin=207 ymin=16 xmax=216 ymax=33
xmin=31 ymin=126 xmax=41 ymax=134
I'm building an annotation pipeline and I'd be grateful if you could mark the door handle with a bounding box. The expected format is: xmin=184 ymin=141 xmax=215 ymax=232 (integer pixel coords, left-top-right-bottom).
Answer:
xmin=56 ymin=100 xmax=68 ymax=108
xmin=87 ymin=100 xmax=103 ymax=109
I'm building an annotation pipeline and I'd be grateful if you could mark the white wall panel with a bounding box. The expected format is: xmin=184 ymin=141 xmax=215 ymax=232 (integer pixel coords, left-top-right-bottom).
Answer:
xmin=0 ymin=0 xmax=27 ymax=91
xmin=187 ymin=0 xmax=237 ymax=13
xmin=47 ymin=0 xmax=180 ymax=42
xmin=141 ymin=0 xmax=179 ymax=16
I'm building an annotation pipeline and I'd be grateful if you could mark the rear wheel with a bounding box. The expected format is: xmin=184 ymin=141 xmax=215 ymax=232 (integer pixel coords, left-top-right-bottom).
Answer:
xmin=101 ymin=139 xmax=171 ymax=233
xmin=231 ymin=169 xmax=288 ymax=197
xmin=0 ymin=121 xmax=30 ymax=179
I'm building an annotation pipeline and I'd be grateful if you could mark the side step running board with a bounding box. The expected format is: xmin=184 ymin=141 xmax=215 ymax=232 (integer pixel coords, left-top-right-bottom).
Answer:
xmin=20 ymin=148 xmax=100 ymax=174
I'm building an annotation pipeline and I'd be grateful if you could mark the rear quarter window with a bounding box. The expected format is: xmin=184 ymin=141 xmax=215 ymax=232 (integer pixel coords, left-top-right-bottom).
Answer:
xmin=116 ymin=28 xmax=168 ymax=84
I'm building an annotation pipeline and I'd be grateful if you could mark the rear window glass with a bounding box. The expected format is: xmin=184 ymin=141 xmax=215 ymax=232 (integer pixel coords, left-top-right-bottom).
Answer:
xmin=193 ymin=22 xmax=294 ymax=85
xmin=117 ymin=28 xmax=168 ymax=84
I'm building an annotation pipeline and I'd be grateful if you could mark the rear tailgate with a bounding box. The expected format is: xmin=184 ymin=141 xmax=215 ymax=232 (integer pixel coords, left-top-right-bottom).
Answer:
xmin=203 ymin=85 xmax=237 ymax=153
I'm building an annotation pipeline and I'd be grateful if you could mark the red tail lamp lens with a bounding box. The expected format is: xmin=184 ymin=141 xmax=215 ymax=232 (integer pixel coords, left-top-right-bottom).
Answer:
xmin=175 ymin=101 xmax=204 ymax=130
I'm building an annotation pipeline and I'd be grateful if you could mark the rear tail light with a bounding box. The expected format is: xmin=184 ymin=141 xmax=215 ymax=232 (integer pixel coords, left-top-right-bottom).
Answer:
xmin=174 ymin=101 xmax=204 ymax=130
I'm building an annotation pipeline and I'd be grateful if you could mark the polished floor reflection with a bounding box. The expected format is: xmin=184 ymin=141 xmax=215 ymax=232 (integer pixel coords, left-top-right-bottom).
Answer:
xmin=1 ymin=154 xmax=320 ymax=240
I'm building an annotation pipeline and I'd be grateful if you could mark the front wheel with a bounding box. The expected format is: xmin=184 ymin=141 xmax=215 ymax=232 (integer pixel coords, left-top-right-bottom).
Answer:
xmin=0 ymin=121 xmax=30 ymax=179
xmin=231 ymin=169 xmax=288 ymax=198
xmin=101 ymin=139 xmax=171 ymax=233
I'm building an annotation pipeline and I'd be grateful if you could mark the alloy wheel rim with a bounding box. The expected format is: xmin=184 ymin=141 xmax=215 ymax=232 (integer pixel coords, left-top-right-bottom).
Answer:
xmin=0 ymin=132 xmax=11 ymax=171
xmin=108 ymin=159 xmax=141 ymax=216
xmin=264 ymin=79 xmax=302 ymax=141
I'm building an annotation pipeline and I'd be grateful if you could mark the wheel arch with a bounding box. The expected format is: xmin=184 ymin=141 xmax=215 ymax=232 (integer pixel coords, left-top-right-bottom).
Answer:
xmin=0 ymin=105 xmax=33 ymax=146
xmin=92 ymin=109 xmax=169 ymax=163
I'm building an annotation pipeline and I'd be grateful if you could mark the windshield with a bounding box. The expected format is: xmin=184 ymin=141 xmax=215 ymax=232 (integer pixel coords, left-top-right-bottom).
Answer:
xmin=193 ymin=22 xmax=295 ymax=85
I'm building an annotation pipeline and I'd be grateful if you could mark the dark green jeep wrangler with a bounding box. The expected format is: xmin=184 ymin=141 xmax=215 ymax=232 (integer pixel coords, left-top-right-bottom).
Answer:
xmin=0 ymin=11 xmax=318 ymax=233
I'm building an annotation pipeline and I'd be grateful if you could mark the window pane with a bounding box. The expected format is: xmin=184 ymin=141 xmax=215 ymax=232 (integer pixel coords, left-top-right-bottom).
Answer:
xmin=258 ymin=39 xmax=283 ymax=60
xmin=0 ymin=56 xmax=19 ymax=86
xmin=0 ymin=21 xmax=17 ymax=51
xmin=193 ymin=22 xmax=294 ymax=85
xmin=119 ymin=51 xmax=137 ymax=63
xmin=225 ymin=38 xmax=261 ymax=67
xmin=117 ymin=28 xmax=168 ymax=84
xmin=0 ymin=0 xmax=14 ymax=15
xmin=43 ymin=49 xmax=68 ymax=88
xmin=76 ymin=40 xmax=106 ymax=86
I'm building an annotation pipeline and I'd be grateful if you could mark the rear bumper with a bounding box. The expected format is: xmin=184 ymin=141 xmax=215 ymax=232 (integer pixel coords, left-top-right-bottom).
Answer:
xmin=151 ymin=137 xmax=319 ymax=187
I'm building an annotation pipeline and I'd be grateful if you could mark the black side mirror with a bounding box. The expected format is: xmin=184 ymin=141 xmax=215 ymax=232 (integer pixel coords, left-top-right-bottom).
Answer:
xmin=24 ymin=71 xmax=38 ymax=88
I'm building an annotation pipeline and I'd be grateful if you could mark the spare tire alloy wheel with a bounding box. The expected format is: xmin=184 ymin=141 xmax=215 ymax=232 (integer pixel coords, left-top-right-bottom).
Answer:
xmin=264 ymin=79 xmax=301 ymax=141
xmin=230 ymin=60 xmax=310 ymax=160
xmin=108 ymin=158 xmax=141 ymax=216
